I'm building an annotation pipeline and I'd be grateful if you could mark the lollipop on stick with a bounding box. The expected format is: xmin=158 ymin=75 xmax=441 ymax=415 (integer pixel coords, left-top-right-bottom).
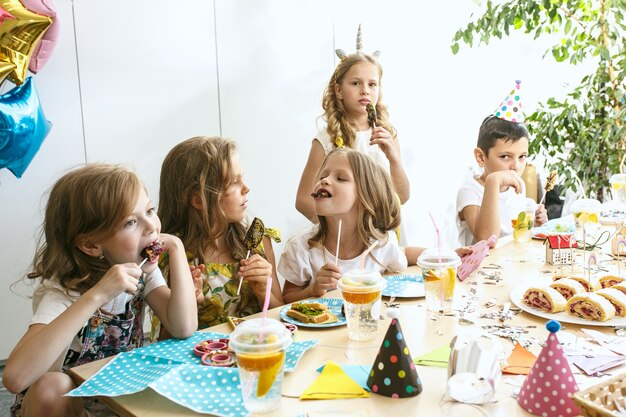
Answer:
xmin=539 ymin=170 xmax=558 ymax=206
xmin=140 ymin=240 xmax=165 ymax=266
xmin=237 ymin=217 xmax=265 ymax=296
xmin=366 ymin=103 xmax=377 ymax=128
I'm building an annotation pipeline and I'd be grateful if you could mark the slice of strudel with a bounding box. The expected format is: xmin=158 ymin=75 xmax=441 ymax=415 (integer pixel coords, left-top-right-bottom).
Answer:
xmin=595 ymin=288 xmax=626 ymax=317
xmin=559 ymin=276 xmax=601 ymax=292
xmin=599 ymin=274 xmax=625 ymax=289
xmin=549 ymin=278 xmax=586 ymax=300
xmin=566 ymin=293 xmax=616 ymax=321
xmin=522 ymin=287 xmax=567 ymax=313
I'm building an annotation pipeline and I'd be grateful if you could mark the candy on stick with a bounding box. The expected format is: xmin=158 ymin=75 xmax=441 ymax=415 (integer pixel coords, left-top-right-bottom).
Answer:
xmin=237 ymin=218 xmax=265 ymax=296
xmin=539 ymin=170 xmax=557 ymax=206
xmin=366 ymin=103 xmax=377 ymax=128
xmin=140 ymin=240 xmax=165 ymax=264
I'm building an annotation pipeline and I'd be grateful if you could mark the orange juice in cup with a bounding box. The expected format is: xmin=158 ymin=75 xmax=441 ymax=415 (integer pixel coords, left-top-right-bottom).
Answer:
xmin=418 ymin=248 xmax=461 ymax=318
xmin=338 ymin=269 xmax=384 ymax=342
xmin=229 ymin=318 xmax=292 ymax=413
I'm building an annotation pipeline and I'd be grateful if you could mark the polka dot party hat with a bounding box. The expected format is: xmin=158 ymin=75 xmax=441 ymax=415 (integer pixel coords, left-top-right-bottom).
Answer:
xmin=366 ymin=318 xmax=422 ymax=398
xmin=517 ymin=320 xmax=580 ymax=417
xmin=494 ymin=80 xmax=524 ymax=123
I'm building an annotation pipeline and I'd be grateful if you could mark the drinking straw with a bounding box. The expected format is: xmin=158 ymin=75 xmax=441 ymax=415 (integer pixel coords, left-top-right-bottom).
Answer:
xmin=258 ymin=277 xmax=273 ymax=343
xmin=335 ymin=218 xmax=342 ymax=265
xmin=428 ymin=212 xmax=441 ymax=251
xmin=236 ymin=250 xmax=252 ymax=296
xmin=360 ymin=241 xmax=379 ymax=269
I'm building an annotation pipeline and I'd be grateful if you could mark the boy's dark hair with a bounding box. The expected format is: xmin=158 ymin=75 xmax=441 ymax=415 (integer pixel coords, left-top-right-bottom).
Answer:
xmin=477 ymin=115 xmax=530 ymax=155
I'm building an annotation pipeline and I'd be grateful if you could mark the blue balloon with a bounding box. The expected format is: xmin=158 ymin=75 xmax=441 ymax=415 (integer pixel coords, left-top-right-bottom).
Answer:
xmin=0 ymin=77 xmax=51 ymax=178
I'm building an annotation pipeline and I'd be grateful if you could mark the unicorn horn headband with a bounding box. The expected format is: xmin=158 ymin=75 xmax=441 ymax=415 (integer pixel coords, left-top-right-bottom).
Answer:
xmin=335 ymin=24 xmax=381 ymax=60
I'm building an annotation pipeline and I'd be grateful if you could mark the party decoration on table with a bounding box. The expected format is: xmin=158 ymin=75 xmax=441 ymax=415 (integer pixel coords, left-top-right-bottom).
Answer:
xmin=545 ymin=234 xmax=577 ymax=266
xmin=335 ymin=24 xmax=381 ymax=60
xmin=517 ymin=320 xmax=580 ymax=417
xmin=502 ymin=342 xmax=537 ymax=375
xmin=0 ymin=77 xmax=51 ymax=177
xmin=581 ymin=328 xmax=626 ymax=356
xmin=457 ymin=234 xmax=496 ymax=281
xmin=366 ymin=102 xmax=377 ymax=128
xmin=20 ymin=0 xmax=59 ymax=73
xmin=569 ymin=354 xmax=626 ymax=376
xmin=237 ymin=217 xmax=265 ymax=295
xmin=413 ymin=345 xmax=451 ymax=368
xmin=366 ymin=318 xmax=422 ymax=398
xmin=300 ymin=360 xmax=370 ymax=399
xmin=538 ymin=170 xmax=558 ymax=206
xmin=611 ymin=227 xmax=626 ymax=257
xmin=447 ymin=333 xmax=503 ymax=404
xmin=494 ymin=80 xmax=523 ymax=123
xmin=381 ymin=274 xmax=424 ymax=298
xmin=316 ymin=363 xmax=372 ymax=391
xmin=0 ymin=0 xmax=52 ymax=84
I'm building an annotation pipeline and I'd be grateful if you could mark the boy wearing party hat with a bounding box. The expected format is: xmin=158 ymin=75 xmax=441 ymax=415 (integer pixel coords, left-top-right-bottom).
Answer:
xmin=456 ymin=81 xmax=548 ymax=246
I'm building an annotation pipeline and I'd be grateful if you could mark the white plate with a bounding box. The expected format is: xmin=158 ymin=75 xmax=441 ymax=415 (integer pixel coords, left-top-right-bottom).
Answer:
xmin=510 ymin=285 xmax=626 ymax=327
xmin=280 ymin=298 xmax=346 ymax=328
xmin=382 ymin=274 xmax=424 ymax=298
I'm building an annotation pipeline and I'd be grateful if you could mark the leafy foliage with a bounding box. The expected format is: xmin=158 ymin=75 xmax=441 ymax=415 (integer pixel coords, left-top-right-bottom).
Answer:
xmin=453 ymin=0 xmax=626 ymax=201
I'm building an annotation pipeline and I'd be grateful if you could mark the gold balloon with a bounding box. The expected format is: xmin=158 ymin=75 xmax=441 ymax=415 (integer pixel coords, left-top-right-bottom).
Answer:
xmin=0 ymin=60 xmax=15 ymax=84
xmin=0 ymin=0 xmax=51 ymax=85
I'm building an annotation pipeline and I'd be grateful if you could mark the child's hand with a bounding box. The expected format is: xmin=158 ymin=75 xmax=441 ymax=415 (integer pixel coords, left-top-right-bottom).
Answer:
xmin=455 ymin=246 xmax=473 ymax=258
xmin=90 ymin=263 xmax=142 ymax=304
xmin=239 ymin=254 xmax=273 ymax=296
xmin=486 ymin=171 xmax=525 ymax=193
xmin=190 ymin=264 xmax=205 ymax=304
xmin=535 ymin=203 xmax=548 ymax=226
xmin=370 ymin=127 xmax=401 ymax=163
xmin=312 ymin=263 xmax=341 ymax=297
xmin=157 ymin=233 xmax=184 ymax=253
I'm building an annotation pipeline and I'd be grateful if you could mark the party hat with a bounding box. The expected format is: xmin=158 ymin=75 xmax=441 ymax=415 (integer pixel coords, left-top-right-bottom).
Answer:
xmin=366 ymin=318 xmax=422 ymax=398
xmin=517 ymin=320 xmax=580 ymax=417
xmin=494 ymin=80 xmax=524 ymax=123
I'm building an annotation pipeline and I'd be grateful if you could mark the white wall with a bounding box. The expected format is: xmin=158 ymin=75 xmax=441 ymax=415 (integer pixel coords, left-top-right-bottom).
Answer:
xmin=0 ymin=0 xmax=592 ymax=359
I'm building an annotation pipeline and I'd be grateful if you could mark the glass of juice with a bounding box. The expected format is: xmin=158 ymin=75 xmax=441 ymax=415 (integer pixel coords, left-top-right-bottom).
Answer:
xmin=512 ymin=198 xmax=537 ymax=243
xmin=229 ymin=318 xmax=292 ymax=413
xmin=417 ymin=248 xmax=461 ymax=319
xmin=337 ymin=269 xmax=384 ymax=342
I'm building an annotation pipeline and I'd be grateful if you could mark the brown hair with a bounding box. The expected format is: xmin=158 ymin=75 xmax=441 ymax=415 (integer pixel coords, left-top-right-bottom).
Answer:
xmin=322 ymin=54 xmax=396 ymax=147
xmin=308 ymin=149 xmax=400 ymax=264
xmin=28 ymin=164 xmax=143 ymax=293
xmin=158 ymin=136 xmax=247 ymax=262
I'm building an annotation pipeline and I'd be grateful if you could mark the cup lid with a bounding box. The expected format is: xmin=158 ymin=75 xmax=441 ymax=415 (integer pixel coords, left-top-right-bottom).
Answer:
xmin=570 ymin=198 xmax=601 ymax=213
xmin=228 ymin=318 xmax=292 ymax=353
xmin=338 ymin=268 xmax=383 ymax=289
xmin=417 ymin=247 xmax=461 ymax=269
xmin=522 ymin=197 xmax=538 ymax=211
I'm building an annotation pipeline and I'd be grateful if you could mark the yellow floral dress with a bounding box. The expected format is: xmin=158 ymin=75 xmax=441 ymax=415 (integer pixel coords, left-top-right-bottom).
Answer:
xmin=151 ymin=227 xmax=281 ymax=337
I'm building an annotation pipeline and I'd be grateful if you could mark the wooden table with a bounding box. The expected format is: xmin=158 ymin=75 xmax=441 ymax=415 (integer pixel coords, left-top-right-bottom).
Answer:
xmin=69 ymin=238 xmax=623 ymax=416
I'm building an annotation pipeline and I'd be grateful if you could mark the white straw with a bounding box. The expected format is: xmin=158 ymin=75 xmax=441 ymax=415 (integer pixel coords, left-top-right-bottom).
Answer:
xmin=335 ymin=219 xmax=342 ymax=266
xmin=360 ymin=241 xmax=378 ymax=269
xmin=237 ymin=249 xmax=251 ymax=296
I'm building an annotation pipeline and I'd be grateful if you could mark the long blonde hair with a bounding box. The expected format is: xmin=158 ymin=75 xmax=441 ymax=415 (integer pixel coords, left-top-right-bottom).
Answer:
xmin=28 ymin=164 xmax=143 ymax=294
xmin=158 ymin=136 xmax=247 ymax=262
xmin=322 ymin=54 xmax=396 ymax=148
xmin=308 ymin=149 xmax=400 ymax=259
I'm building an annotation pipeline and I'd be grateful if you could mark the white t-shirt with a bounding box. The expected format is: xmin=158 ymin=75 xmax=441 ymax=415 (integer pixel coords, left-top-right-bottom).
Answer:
xmin=30 ymin=268 xmax=166 ymax=370
xmin=456 ymin=175 xmax=527 ymax=246
xmin=278 ymin=226 xmax=407 ymax=287
xmin=315 ymin=128 xmax=390 ymax=173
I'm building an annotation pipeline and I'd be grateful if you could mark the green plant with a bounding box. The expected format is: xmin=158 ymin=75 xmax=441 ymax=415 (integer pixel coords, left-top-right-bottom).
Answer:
xmin=452 ymin=0 xmax=626 ymax=201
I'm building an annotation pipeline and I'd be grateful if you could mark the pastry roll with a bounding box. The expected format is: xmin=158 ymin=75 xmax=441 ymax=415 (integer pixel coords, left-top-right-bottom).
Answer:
xmin=595 ymin=288 xmax=626 ymax=316
xmin=522 ymin=287 xmax=567 ymax=313
xmin=549 ymin=278 xmax=586 ymax=300
xmin=610 ymin=283 xmax=626 ymax=297
xmin=556 ymin=275 xmax=600 ymax=292
xmin=566 ymin=293 xmax=616 ymax=321
xmin=599 ymin=274 xmax=625 ymax=289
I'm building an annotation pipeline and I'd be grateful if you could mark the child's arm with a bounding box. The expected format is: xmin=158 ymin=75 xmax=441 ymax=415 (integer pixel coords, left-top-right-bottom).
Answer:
xmin=295 ymin=140 xmax=325 ymax=222
xmin=239 ymin=236 xmax=284 ymax=308
xmin=463 ymin=171 xmax=524 ymax=243
xmin=402 ymin=246 xmax=425 ymax=266
xmin=282 ymin=263 xmax=341 ymax=303
xmin=535 ymin=203 xmax=548 ymax=226
xmin=145 ymin=234 xmax=197 ymax=339
xmin=370 ymin=127 xmax=410 ymax=204
xmin=3 ymin=264 xmax=142 ymax=394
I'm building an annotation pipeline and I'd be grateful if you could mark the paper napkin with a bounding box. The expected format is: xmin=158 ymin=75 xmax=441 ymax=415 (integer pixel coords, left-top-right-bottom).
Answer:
xmin=301 ymin=361 xmax=370 ymax=399
xmin=457 ymin=235 xmax=496 ymax=281
xmin=569 ymin=355 xmax=626 ymax=376
xmin=413 ymin=345 xmax=450 ymax=368
xmin=317 ymin=364 xmax=371 ymax=391
xmin=581 ymin=328 xmax=626 ymax=355
xmin=502 ymin=342 xmax=537 ymax=375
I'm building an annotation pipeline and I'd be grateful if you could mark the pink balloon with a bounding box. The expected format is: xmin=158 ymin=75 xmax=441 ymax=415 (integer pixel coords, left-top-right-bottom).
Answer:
xmin=20 ymin=0 xmax=59 ymax=73
xmin=0 ymin=7 xmax=15 ymax=22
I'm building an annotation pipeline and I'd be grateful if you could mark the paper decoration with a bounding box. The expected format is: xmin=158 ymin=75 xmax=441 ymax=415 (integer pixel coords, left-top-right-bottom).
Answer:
xmin=301 ymin=361 xmax=370 ymax=399
xmin=317 ymin=364 xmax=371 ymax=391
xmin=569 ymin=355 xmax=626 ymax=376
xmin=413 ymin=345 xmax=451 ymax=368
xmin=517 ymin=321 xmax=580 ymax=417
xmin=367 ymin=318 xmax=422 ymax=397
xmin=502 ymin=342 xmax=537 ymax=375
xmin=457 ymin=235 xmax=497 ymax=281
xmin=494 ymin=80 xmax=524 ymax=123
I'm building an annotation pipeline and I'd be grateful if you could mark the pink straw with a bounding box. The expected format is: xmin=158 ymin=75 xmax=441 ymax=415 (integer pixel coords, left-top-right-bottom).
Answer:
xmin=258 ymin=276 xmax=273 ymax=343
xmin=428 ymin=212 xmax=441 ymax=250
